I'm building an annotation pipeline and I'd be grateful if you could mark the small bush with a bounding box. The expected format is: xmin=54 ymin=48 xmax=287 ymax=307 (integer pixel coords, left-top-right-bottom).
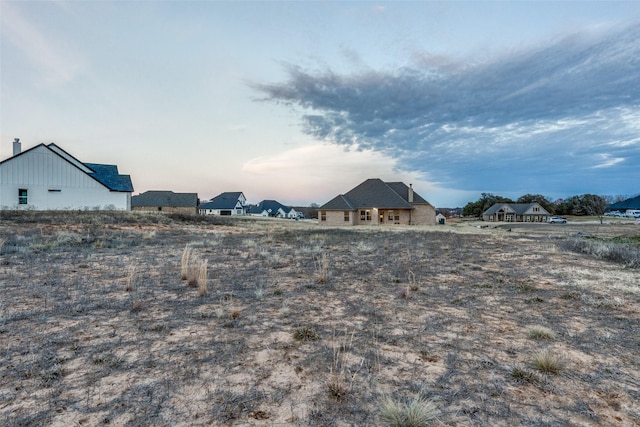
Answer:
xmin=379 ymin=395 xmax=439 ymax=427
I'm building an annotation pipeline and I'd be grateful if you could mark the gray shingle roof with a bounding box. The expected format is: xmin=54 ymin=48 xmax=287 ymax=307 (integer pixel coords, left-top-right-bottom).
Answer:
xmin=85 ymin=163 xmax=134 ymax=192
xmin=200 ymin=192 xmax=244 ymax=210
xmin=319 ymin=179 xmax=431 ymax=210
xmin=248 ymin=200 xmax=291 ymax=215
xmin=132 ymin=191 xmax=198 ymax=207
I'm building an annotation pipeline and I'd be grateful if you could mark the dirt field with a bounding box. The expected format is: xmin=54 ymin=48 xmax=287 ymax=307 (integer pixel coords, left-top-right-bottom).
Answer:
xmin=1 ymin=212 xmax=638 ymax=426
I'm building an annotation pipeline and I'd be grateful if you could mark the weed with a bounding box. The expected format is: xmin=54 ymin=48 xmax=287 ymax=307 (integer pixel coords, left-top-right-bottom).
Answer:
xmin=293 ymin=326 xmax=319 ymax=342
xmin=229 ymin=309 xmax=241 ymax=320
xmin=532 ymin=348 xmax=565 ymax=374
xmin=130 ymin=299 xmax=144 ymax=313
xmin=408 ymin=270 xmax=419 ymax=291
xmin=398 ymin=287 xmax=411 ymax=299
xmin=379 ymin=395 xmax=439 ymax=427
xmin=510 ymin=366 xmax=541 ymax=384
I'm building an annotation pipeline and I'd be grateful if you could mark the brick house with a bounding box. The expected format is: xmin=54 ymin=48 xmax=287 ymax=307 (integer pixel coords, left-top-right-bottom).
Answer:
xmin=482 ymin=202 xmax=550 ymax=222
xmin=318 ymin=179 xmax=436 ymax=226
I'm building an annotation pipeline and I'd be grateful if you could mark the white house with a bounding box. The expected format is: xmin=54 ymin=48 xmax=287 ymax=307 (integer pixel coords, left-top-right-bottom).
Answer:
xmin=247 ymin=200 xmax=297 ymax=218
xmin=0 ymin=139 xmax=134 ymax=210
xmin=199 ymin=192 xmax=247 ymax=215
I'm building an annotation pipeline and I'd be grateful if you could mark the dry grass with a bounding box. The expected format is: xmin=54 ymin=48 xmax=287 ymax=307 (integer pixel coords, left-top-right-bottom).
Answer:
xmin=0 ymin=212 xmax=638 ymax=425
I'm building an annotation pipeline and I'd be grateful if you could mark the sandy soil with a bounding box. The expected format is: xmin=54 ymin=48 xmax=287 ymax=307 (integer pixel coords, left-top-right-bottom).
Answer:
xmin=0 ymin=214 xmax=638 ymax=426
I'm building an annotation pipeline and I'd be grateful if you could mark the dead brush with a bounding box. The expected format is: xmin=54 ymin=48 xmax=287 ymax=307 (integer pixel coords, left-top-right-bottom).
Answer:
xmin=124 ymin=267 xmax=135 ymax=292
xmin=314 ymin=253 xmax=329 ymax=283
xmin=197 ymin=259 xmax=208 ymax=296
xmin=408 ymin=270 xmax=419 ymax=291
xmin=327 ymin=331 xmax=363 ymax=402
xmin=181 ymin=245 xmax=192 ymax=281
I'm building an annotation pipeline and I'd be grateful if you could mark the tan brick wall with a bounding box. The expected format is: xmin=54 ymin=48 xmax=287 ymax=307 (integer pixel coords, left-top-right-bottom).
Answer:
xmin=318 ymin=210 xmax=355 ymax=226
xmin=410 ymin=204 xmax=436 ymax=225
xmin=319 ymin=206 xmax=435 ymax=226
xmin=132 ymin=206 xmax=197 ymax=215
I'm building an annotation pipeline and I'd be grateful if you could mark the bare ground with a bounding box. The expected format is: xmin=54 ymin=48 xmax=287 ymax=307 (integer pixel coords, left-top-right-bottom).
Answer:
xmin=0 ymin=212 xmax=638 ymax=426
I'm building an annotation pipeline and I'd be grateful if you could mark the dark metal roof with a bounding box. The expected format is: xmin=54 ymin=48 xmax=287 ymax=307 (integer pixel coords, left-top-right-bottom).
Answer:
xmin=132 ymin=191 xmax=198 ymax=207
xmin=607 ymin=195 xmax=640 ymax=211
xmin=319 ymin=179 xmax=431 ymax=210
xmin=200 ymin=192 xmax=244 ymax=210
xmin=85 ymin=163 xmax=134 ymax=192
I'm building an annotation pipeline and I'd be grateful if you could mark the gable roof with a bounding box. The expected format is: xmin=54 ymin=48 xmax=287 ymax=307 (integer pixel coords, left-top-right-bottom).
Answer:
xmin=248 ymin=199 xmax=291 ymax=214
xmin=85 ymin=163 xmax=134 ymax=192
xmin=132 ymin=191 xmax=198 ymax=207
xmin=607 ymin=195 xmax=640 ymax=211
xmin=0 ymin=142 xmax=133 ymax=193
xmin=319 ymin=179 xmax=430 ymax=210
xmin=482 ymin=203 xmax=550 ymax=216
xmin=200 ymin=192 xmax=244 ymax=210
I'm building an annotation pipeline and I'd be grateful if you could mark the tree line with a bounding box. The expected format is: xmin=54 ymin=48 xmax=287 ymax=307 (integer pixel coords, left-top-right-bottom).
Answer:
xmin=461 ymin=193 xmax=621 ymax=217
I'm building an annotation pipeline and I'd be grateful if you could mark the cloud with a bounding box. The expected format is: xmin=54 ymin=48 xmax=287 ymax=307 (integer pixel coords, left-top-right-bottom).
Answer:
xmin=0 ymin=3 xmax=83 ymax=86
xmin=252 ymin=23 xmax=640 ymax=197
xmin=242 ymin=143 xmax=443 ymax=205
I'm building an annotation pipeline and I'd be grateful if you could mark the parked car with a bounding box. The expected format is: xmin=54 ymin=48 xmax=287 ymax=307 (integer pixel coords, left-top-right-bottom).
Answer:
xmin=548 ymin=216 xmax=567 ymax=224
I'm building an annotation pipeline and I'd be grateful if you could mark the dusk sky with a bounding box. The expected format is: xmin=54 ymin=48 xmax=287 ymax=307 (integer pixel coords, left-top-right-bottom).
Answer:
xmin=1 ymin=1 xmax=639 ymax=208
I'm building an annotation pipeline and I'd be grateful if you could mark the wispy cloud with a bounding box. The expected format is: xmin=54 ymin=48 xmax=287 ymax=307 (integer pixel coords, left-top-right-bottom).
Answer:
xmin=0 ymin=3 xmax=83 ymax=86
xmin=253 ymin=23 xmax=640 ymax=197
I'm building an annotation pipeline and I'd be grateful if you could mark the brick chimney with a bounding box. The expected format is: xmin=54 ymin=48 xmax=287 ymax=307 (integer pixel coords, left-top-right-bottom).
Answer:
xmin=13 ymin=138 xmax=21 ymax=156
xmin=408 ymin=183 xmax=414 ymax=203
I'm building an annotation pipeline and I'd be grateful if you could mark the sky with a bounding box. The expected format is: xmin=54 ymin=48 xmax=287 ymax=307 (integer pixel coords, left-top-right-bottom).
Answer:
xmin=1 ymin=1 xmax=639 ymax=208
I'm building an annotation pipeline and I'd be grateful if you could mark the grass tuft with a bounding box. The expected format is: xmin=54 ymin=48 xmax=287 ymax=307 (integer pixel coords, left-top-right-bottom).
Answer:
xmin=379 ymin=395 xmax=439 ymax=427
xmin=532 ymin=348 xmax=565 ymax=374
xmin=527 ymin=325 xmax=556 ymax=340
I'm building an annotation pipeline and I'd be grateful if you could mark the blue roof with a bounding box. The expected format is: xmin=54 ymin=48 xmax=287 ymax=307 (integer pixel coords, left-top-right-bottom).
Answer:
xmin=85 ymin=163 xmax=134 ymax=192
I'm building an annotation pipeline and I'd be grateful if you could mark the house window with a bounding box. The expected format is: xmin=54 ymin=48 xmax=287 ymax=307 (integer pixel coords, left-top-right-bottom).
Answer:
xmin=321 ymin=211 xmax=326 ymax=221
xmin=388 ymin=210 xmax=394 ymax=221
xmin=526 ymin=215 xmax=531 ymax=222
xmin=365 ymin=210 xmax=371 ymax=221
xmin=18 ymin=189 xmax=28 ymax=205
xmin=344 ymin=211 xmax=349 ymax=222
xmin=360 ymin=210 xmax=365 ymax=220
xmin=157 ymin=207 xmax=162 ymax=211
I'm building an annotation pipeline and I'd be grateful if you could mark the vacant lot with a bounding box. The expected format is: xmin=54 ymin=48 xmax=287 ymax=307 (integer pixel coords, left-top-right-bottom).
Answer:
xmin=0 ymin=212 xmax=638 ymax=426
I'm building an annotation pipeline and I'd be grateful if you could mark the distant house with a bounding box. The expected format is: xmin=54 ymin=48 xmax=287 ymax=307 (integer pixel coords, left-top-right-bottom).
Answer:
xmin=436 ymin=212 xmax=447 ymax=224
xmin=0 ymin=139 xmax=133 ymax=210
xmin=132 ymin=191 xmax=198 ymax=214
xmin=606 ymin=195 xmax=640 ymax=212
xmin=482 ymin=203 xmax=550 ymax=222
xmin=318 ymin=178 xmax=436 ymax=226
xmin=199 ymin=192 xmax=246 ymax=216
xmin=248 ymin=200 xmax=298 ymax=218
